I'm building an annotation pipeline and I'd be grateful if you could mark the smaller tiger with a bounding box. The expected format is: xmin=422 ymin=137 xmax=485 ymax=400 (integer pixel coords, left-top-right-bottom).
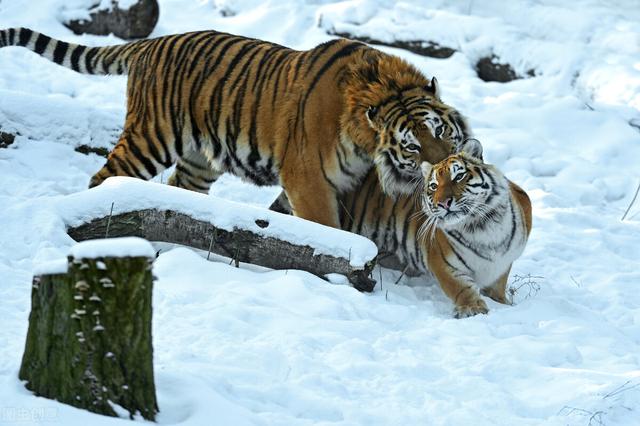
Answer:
xmin=418 ymin=139 xmax=532 ymax=317
xmin=333 ymin=138 xmax=532 ymax=318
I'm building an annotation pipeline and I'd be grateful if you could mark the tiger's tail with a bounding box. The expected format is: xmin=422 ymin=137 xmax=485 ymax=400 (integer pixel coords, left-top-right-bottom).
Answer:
xmin=0 ymin=27 xmax=142 ymax=75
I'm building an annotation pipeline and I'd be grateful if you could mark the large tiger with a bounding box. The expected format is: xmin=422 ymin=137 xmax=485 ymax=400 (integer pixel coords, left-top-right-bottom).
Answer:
xmin=272 ymin=139 xmax=531 ymax=317
xmin=0 ymin=27 xmax=469 ymax=228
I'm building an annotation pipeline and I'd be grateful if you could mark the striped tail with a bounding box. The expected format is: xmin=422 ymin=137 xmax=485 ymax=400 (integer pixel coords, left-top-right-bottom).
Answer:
xmin=0 ymin=27 xmax=139 ymax=75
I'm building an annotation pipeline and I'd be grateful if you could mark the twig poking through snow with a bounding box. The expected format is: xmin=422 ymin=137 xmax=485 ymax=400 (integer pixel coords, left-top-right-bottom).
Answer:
xmin=558 ymin=380 xmax=639 ymax=425
xmin=206 ymin=228 xmax=217 ymax=261
xmin=621 ymin=180 xmax=640 ymax=221
xmin=508 ymin=274 xmax=543 ymax=301
xmin=557 ymin=406 xmax=604 ymax=425
xmin=570 ymin=275 xmax=582 ymax=287
xmin=603 ymin=380 xmax=640 ymax=399
xmin=105 ymin=202 xmax=115 ymax=238
xmin=394 ymin=265 xmax=409 ymax=285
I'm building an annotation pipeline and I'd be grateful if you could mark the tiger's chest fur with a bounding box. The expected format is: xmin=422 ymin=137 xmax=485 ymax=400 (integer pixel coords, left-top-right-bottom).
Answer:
xmin=435 ymin=189 xmax=529 ymax=289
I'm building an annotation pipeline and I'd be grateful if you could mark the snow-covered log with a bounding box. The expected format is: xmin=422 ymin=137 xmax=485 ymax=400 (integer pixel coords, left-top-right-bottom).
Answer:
xmin=61 ymin=178 xmax=378 ymax=292
xmin=19 ymin=238 xmax=158 ymax=421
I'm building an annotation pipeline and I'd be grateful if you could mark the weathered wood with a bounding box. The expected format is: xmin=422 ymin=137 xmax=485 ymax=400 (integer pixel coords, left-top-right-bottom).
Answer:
xmin=475 ymin=55 xmax=535 ymax=82
xmin=19 ymin=250 xmax=158 ymax=421
xmin=75 ymin=144 xmax=109 ymax=157
xmin=326 ymin=31 xmax=538 ymax=83
xmin=328 ymin=31 xmax=456 ymax=59
xmin=65 ymin=0 xmax=159 ymax=40
xmin=0 ymin=129 xmax=16 ymax=148
xmin=67 ymin=209 xmax=376 ymax=292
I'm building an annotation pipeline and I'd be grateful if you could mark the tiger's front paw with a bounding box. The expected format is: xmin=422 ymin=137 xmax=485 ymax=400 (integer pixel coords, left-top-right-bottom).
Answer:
xmin=453 ymin=298 xmax=489 ymax=319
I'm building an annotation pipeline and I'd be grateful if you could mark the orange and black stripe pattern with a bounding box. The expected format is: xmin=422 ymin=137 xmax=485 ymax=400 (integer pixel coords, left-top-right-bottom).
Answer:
xmin=1 ymin=27 xmax=470 ymax=228
xmin=337 ymin=168 xmax=428 ymax=274
xmin=0 ymin=27 xmax=142 ymax=74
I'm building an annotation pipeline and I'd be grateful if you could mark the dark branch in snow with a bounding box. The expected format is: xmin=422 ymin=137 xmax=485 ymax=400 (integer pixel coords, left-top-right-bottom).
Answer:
xmin=621 ymin=180 xmax=640 ymax=221
xmin=328 ymin=30 xmax=456 ymax=59
xmin=67 ymin=208 xmax=377 ymax=292
xmin=0 ymin=129 xmax=16 ymax=148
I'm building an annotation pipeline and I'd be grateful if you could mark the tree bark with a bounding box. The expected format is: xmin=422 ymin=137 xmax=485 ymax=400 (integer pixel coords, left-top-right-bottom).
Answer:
xmin=65 ymin=0 xmax=159 ymax=40
xmin=327 ymin=31 xmax=456 ymax=59
xmin=19 ymin=252 xmax=158 ymax=421
xmin=67 ymin=209 xmax=376 ymax=292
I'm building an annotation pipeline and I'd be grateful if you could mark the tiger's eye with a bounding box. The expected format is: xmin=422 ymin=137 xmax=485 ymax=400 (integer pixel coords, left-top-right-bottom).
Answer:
xmin=405 ymin=143 xmax=421 ymax=153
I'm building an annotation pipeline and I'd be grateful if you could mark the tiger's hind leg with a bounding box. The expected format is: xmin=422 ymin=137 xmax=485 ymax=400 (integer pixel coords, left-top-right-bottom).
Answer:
xmin=89 ymin=127 xmax=177 ymax=188
xmin=480 ymin=267 xmax=512 ymax=305
xmin=167 ymin=148 xmax=221 ymax=194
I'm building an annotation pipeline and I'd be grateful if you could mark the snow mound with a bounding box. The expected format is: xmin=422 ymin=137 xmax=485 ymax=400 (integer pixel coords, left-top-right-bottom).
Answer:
xmin=69 ymin=236 xmax=155 ymax=260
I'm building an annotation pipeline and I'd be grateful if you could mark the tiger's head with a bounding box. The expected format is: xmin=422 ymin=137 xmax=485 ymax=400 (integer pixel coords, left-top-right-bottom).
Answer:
xmin=420 ymin=138 xmax=506 ymax=229
xmin=344 ymin=52 xmax=470 ymax=196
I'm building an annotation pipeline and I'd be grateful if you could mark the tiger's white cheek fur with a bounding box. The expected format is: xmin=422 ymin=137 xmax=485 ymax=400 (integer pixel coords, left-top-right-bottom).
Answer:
xmin=374 ymin=140 xmax=423 ymax=195
xmin=389 ymin=129 xmax=421 ymax=174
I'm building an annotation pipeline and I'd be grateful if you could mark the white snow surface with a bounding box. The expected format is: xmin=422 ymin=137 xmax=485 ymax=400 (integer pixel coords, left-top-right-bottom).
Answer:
xmin=1 ymin=1 xmax=640 ymax=425
xmin=57 ymin=177 xmax=377 ymax=268
xmin=31 ymin=258 xmax=68 ymax=275
xmin=69 ymin=236 xmax=156 ymax=260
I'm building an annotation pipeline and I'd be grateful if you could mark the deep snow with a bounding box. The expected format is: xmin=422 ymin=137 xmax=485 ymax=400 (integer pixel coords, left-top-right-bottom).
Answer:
xmin=0 ymin=0 xmax=639 ymax=425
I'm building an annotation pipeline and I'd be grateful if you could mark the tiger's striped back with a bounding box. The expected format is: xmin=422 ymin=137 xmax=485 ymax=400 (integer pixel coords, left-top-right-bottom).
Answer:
xmin=1 ymin=27 xmax=470 ymax=229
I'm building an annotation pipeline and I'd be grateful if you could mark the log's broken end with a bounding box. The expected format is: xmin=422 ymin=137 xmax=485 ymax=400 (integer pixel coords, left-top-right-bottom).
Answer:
xmin=348 ymin=261 xmax=377 ymax=293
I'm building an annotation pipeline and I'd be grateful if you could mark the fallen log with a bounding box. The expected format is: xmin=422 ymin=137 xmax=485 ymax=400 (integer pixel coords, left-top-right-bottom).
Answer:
xmin=327 ymin=30 xmax=456 ymax=59
xmin=19 ymin=238 xmax=158 ymax=421
xmin=61 ymin=177 xmax=378 ymax=292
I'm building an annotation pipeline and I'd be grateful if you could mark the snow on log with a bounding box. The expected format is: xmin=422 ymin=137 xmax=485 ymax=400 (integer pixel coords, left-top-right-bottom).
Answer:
xmin=19 ymin=237 xmax=158 ymax=421
xmin=60 ymin=177 xmax=378 ymax=292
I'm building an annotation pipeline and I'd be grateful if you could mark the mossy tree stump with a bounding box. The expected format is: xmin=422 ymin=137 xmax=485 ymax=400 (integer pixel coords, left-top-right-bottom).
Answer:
xmin=19 ymin=237 xmax=158 ymax=421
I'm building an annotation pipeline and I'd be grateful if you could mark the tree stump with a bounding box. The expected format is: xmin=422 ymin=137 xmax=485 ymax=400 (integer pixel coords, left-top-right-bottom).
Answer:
xmin=19 ymin=237 xmax=158 ymax=421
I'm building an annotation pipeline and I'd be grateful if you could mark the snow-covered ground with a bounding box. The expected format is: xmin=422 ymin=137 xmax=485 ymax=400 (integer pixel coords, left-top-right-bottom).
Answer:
xmin=1 ymin=0 xmax=639 ymax=424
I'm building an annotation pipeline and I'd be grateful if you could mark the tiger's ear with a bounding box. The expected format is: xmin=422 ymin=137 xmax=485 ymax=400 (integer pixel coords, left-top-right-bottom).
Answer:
xmin=460 ymin=138 xmax=484 ymax=161
xmin=365 ymin=105 xmax=382 ymax=130
xmin=425 ymin=76 xmax=441 ymax=99
xmin=420 ymin=161 xmax=433 ymax=178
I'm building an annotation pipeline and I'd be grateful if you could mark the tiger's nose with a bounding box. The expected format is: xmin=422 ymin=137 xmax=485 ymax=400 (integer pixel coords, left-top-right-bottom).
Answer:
xmin=438 ymin=198 xmax=453 ymax=209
